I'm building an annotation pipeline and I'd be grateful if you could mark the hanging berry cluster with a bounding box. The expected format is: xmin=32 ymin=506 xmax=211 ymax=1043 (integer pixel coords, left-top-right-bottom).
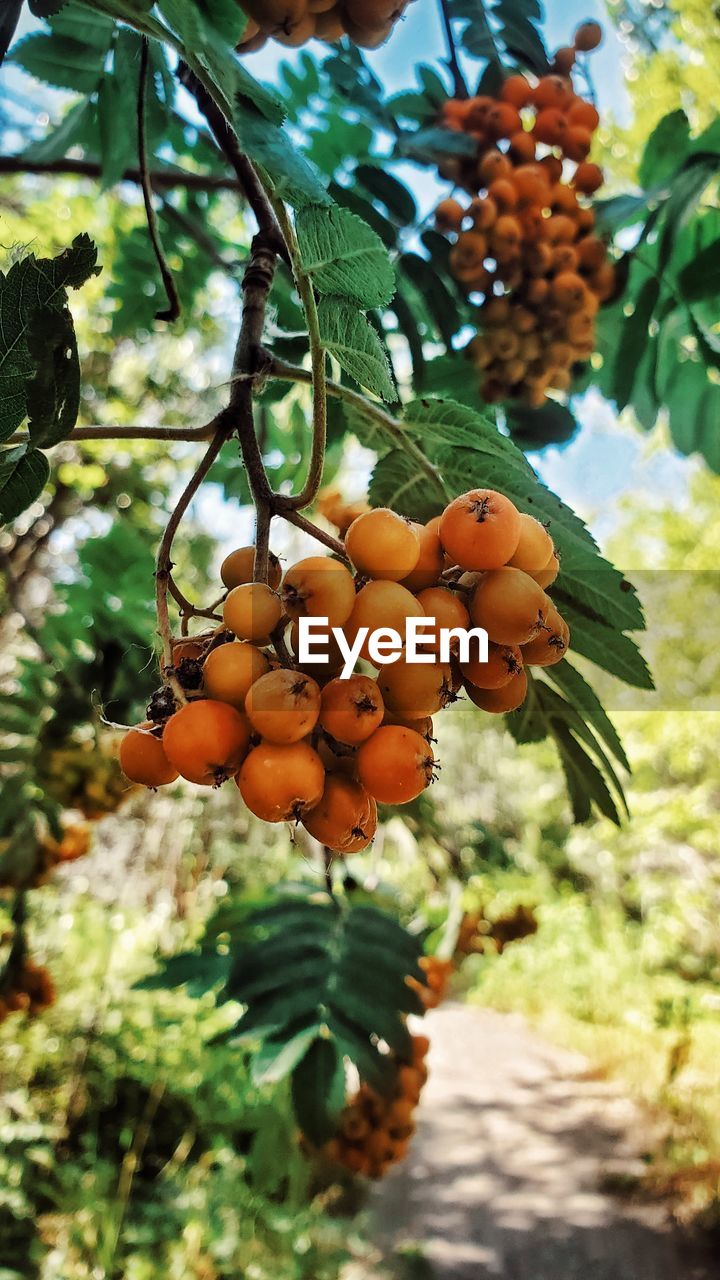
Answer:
xmin=118 ymin=488 xmax=570 ymax=852
xmin=237 ymin=0 xmax=415 ymax=52
xmin=0 ymin=959 xmax=55 ymax=1025
xmin=319 ymin=1032 xmax=430 ymax=1179
xmin=434 ymin=21 xmax=615 ymax=407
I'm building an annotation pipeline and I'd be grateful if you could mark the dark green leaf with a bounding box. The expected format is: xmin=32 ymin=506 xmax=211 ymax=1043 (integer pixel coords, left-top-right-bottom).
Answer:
xmin=295 ymin=205 xmax=395 ymax=308
xmin=291 ymin=1038 xmax=345 ymax=1145
xmin=0 ymin=446 xmax=50 ymax=524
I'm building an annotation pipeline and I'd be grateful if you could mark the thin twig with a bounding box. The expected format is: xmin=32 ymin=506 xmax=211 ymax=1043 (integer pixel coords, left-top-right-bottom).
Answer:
xmin=0 ymin=155 xmax=241 ymax=191
xmin=5 ymin=421 xmax=220 ymax=447
xmin=155 ymin=429 xmax=230 ymax=700
xmin=278 ymin=504 xmax=350 ymax=562
xmin=438 ymin=0 xmax=469 ymax=98
xmin=167 ymin=573 xmax=223 ymax=622
xmin=270 ymin=200 xmax=327 ymax=511
xmin=138 ymin=38 xmax=181 ymax=323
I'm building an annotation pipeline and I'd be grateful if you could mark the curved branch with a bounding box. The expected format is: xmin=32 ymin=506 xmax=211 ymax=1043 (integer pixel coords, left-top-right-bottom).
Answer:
xmin=276 ymin=503 xmax=350 ymax=563
xmin=438 ymin=0 xmax=469 ymax=99
xmin=270 ymin=200 xmax=327 ymax=512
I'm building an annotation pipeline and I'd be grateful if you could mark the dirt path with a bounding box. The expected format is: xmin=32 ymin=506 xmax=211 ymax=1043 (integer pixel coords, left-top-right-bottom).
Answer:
xmin=365 ymin=1004 xmax=712 ymax=1280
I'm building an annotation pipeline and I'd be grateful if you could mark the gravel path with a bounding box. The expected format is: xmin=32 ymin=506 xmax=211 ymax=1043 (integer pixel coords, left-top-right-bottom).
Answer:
xmin=366 ymin=1004 xmax=712 ymax=1280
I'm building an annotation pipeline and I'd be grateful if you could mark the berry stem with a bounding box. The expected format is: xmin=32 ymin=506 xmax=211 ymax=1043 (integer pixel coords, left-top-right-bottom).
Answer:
xmin=155 ymin=428 xmax=230 ymax=703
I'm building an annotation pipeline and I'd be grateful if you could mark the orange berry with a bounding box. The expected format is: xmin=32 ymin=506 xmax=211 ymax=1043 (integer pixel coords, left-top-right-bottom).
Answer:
xmin=478 ymin=149 xmax=513 ymax=185
xmin=589 ymin=260 xmax=616 ymax=301
xmin=577 ymin=236 xmax=607 ymax=272
xmin=415 ymin=585 xmax=470 ymax=647
xmin=345 ymin=579 xmax=424 ymax=664
xmin=464 ymin=94 xmax=493 ymax=132
xmin=435 ymin=197 xmax=465 ymax=232
xmin=545 ymin=214 xmax=577 ymax=245
xmin=469 ymin=195 xmax=498 ymax=231
xmin=553 ymin=45 xmax=576 ymax=73
xmin=302 ymin=775 xmax=377 ymax=852
xmin=282 ymin=556 xmax=356 ymax=627
xmin=224 ymin=582 xmax=283 ymax=643
xmin=245 ymin=668 xmax=321 ymax=744
xmin=568 ymin=100 xmax=600 ymax=131
xmin=319 ymin=673 xmax=385 ymax=745
xmin=378 ymin=657 xmax=454 ymax=719
xmin=356 ymin=725 xmax=435 ymax=805
xmin=486 ymin=102 xmax=522 ymax=141
xmin=508 ymin=130 xmax=536 ymax=163
xmin=400 ymin=520 xmax=445 ymax=592
xmin=470 ymin=567 xmax=549 ymax=644
xmin=163 ymin=700 xmax=251 ymax=785
xmin=450 ymin=230 xmax=489 ymax=281
xmin=564 ymin=125 xmax=592 ymax=162
xmin=532 ymin=74 xmax=572 ymax=111
xmin=530 ymin=549 xmax=560 ymax=589
xmin=202 ymin=641 xmax=270 ymax=708
xmin=512 ymin=164 xmax=549 ymax=207
xmin=533 ymin=107 xmax=568 ymax=146
xmin=440 ymin=488 xmax=521 ymax=571
xmin=345 ymin=508 xmax=421 ymax=582
xmin=461 ymin=641 xmax=523 ymax=690
xmin=465 ymin=668 xmax=528 ymax=713
xmin=552 ymin=271 xmax=587 ymax=311
xmin=487 ymin=178 xmax=517 ymax=210
xmin=237 ymin=740 xmax=325 ymax=822
xmin=508 ymin=513 xmax=554 ymax=572
xmin=500 ymin=74 xmax=532 ymax=108
xmin=573 ymin=162 xmax=603 ymax=194
xmin=220 ymin=546 xmax=282 ymax=591
xmin=574 ymin=20 xmax=603 ymax=52
xmin=551 ymin=244 xmax=579 ymax=274
xmin=119 ymin=725 xmax=179 ymax=787
xmin=521 ymin=603 xmax=569 ymax=665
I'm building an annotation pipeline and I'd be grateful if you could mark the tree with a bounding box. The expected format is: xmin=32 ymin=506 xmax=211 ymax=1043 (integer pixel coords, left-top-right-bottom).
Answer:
xmin=0 ymin=0 xmax=714 ymax=1165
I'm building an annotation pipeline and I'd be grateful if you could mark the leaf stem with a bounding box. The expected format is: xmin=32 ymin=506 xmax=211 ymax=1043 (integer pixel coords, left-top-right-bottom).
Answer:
xmin=268 ymin=357 xmax=452 ymax=501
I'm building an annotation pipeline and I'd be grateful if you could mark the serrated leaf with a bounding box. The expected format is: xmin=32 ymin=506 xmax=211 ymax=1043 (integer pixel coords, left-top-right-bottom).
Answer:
xmin=369 ymin=449 xmax=448 ymax=520
xmin=317 ymin=298 xmax=394 ymax=399
xmin=295 ymin=205 xmax=395 ymax=308
xmin=554 ymin=595 xmax=653 ymax=690
xmin=97 ymin=70 xmax=138 ymax=191
xmin=354 ymin=163 xmax=418 ymax=225
xmin=543 ymin=661 xmax=629 ymax=771
xmin=26 ymin=307 xmax=80 ymax=448
xmin=0 ymin=235 xmax=99 ymax=446
xmin=234 ymin=104 xmax=331 ymax=208
xmin=291 ymin=1038 xmax=345 ymax=1145
xmin=10 ymin=32 xmax=110 ymax=93
xmin=0 ymin=446 xmax=50 ymax=524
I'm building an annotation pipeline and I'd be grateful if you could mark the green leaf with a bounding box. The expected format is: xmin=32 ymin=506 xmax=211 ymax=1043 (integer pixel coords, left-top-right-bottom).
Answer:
xmin=97 ymin=68 xmax=138 ymax=191
xmin=354 ymin=163 xmax=418 ymax=225
xmin=24 ymin=97 xmax=96 ymax=164
xmin=639 ymin=110 xmax=691 ymax=189
xmin=554 ymin=595 xmax=653 ymax=690
xmin=10 ymin=32 xmax=110 ymax=93
xmin=317 ymin=299 xmax=395 ymax=400
xmin=295 ymin=205 xmax=395 ymax=308
xmin=0 ymin=235 xmax=100 ymax=448
xmin=234 ymin=105 xmax=331 ymax=208
xmin=543 ymin=661 xmax=629 ymax=771
xmin=396 ymin=128 xmax=478 ymax=165
xmin=504 ymin=399 xmax=578 ymax=450
xmin=291 ymin=1038 xmax=346 ymax=1146
xmin=252 ymin=1023 xmax=323 ymax=1085
xmin=0 ymin=446 xmax=50 ymax=524
xmin=369 ymin=450 xmax=447 ymax=521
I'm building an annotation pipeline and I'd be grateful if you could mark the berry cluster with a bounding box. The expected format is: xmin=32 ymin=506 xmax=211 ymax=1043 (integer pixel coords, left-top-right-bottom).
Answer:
xmin=237 ymin=0 xmax=414 ymax=52
xmin=321 ymin=1032 xmax=430 ymax=1178
xmin=0 ymin=960 xmax=55 ymax=1024
xmin=435 ymin=22 xmax=615 ymax=406
xmin=407 ymin=953 xmax=454 ymax=1009
xmin=119 ymin=488 xmax=570 ymax=852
